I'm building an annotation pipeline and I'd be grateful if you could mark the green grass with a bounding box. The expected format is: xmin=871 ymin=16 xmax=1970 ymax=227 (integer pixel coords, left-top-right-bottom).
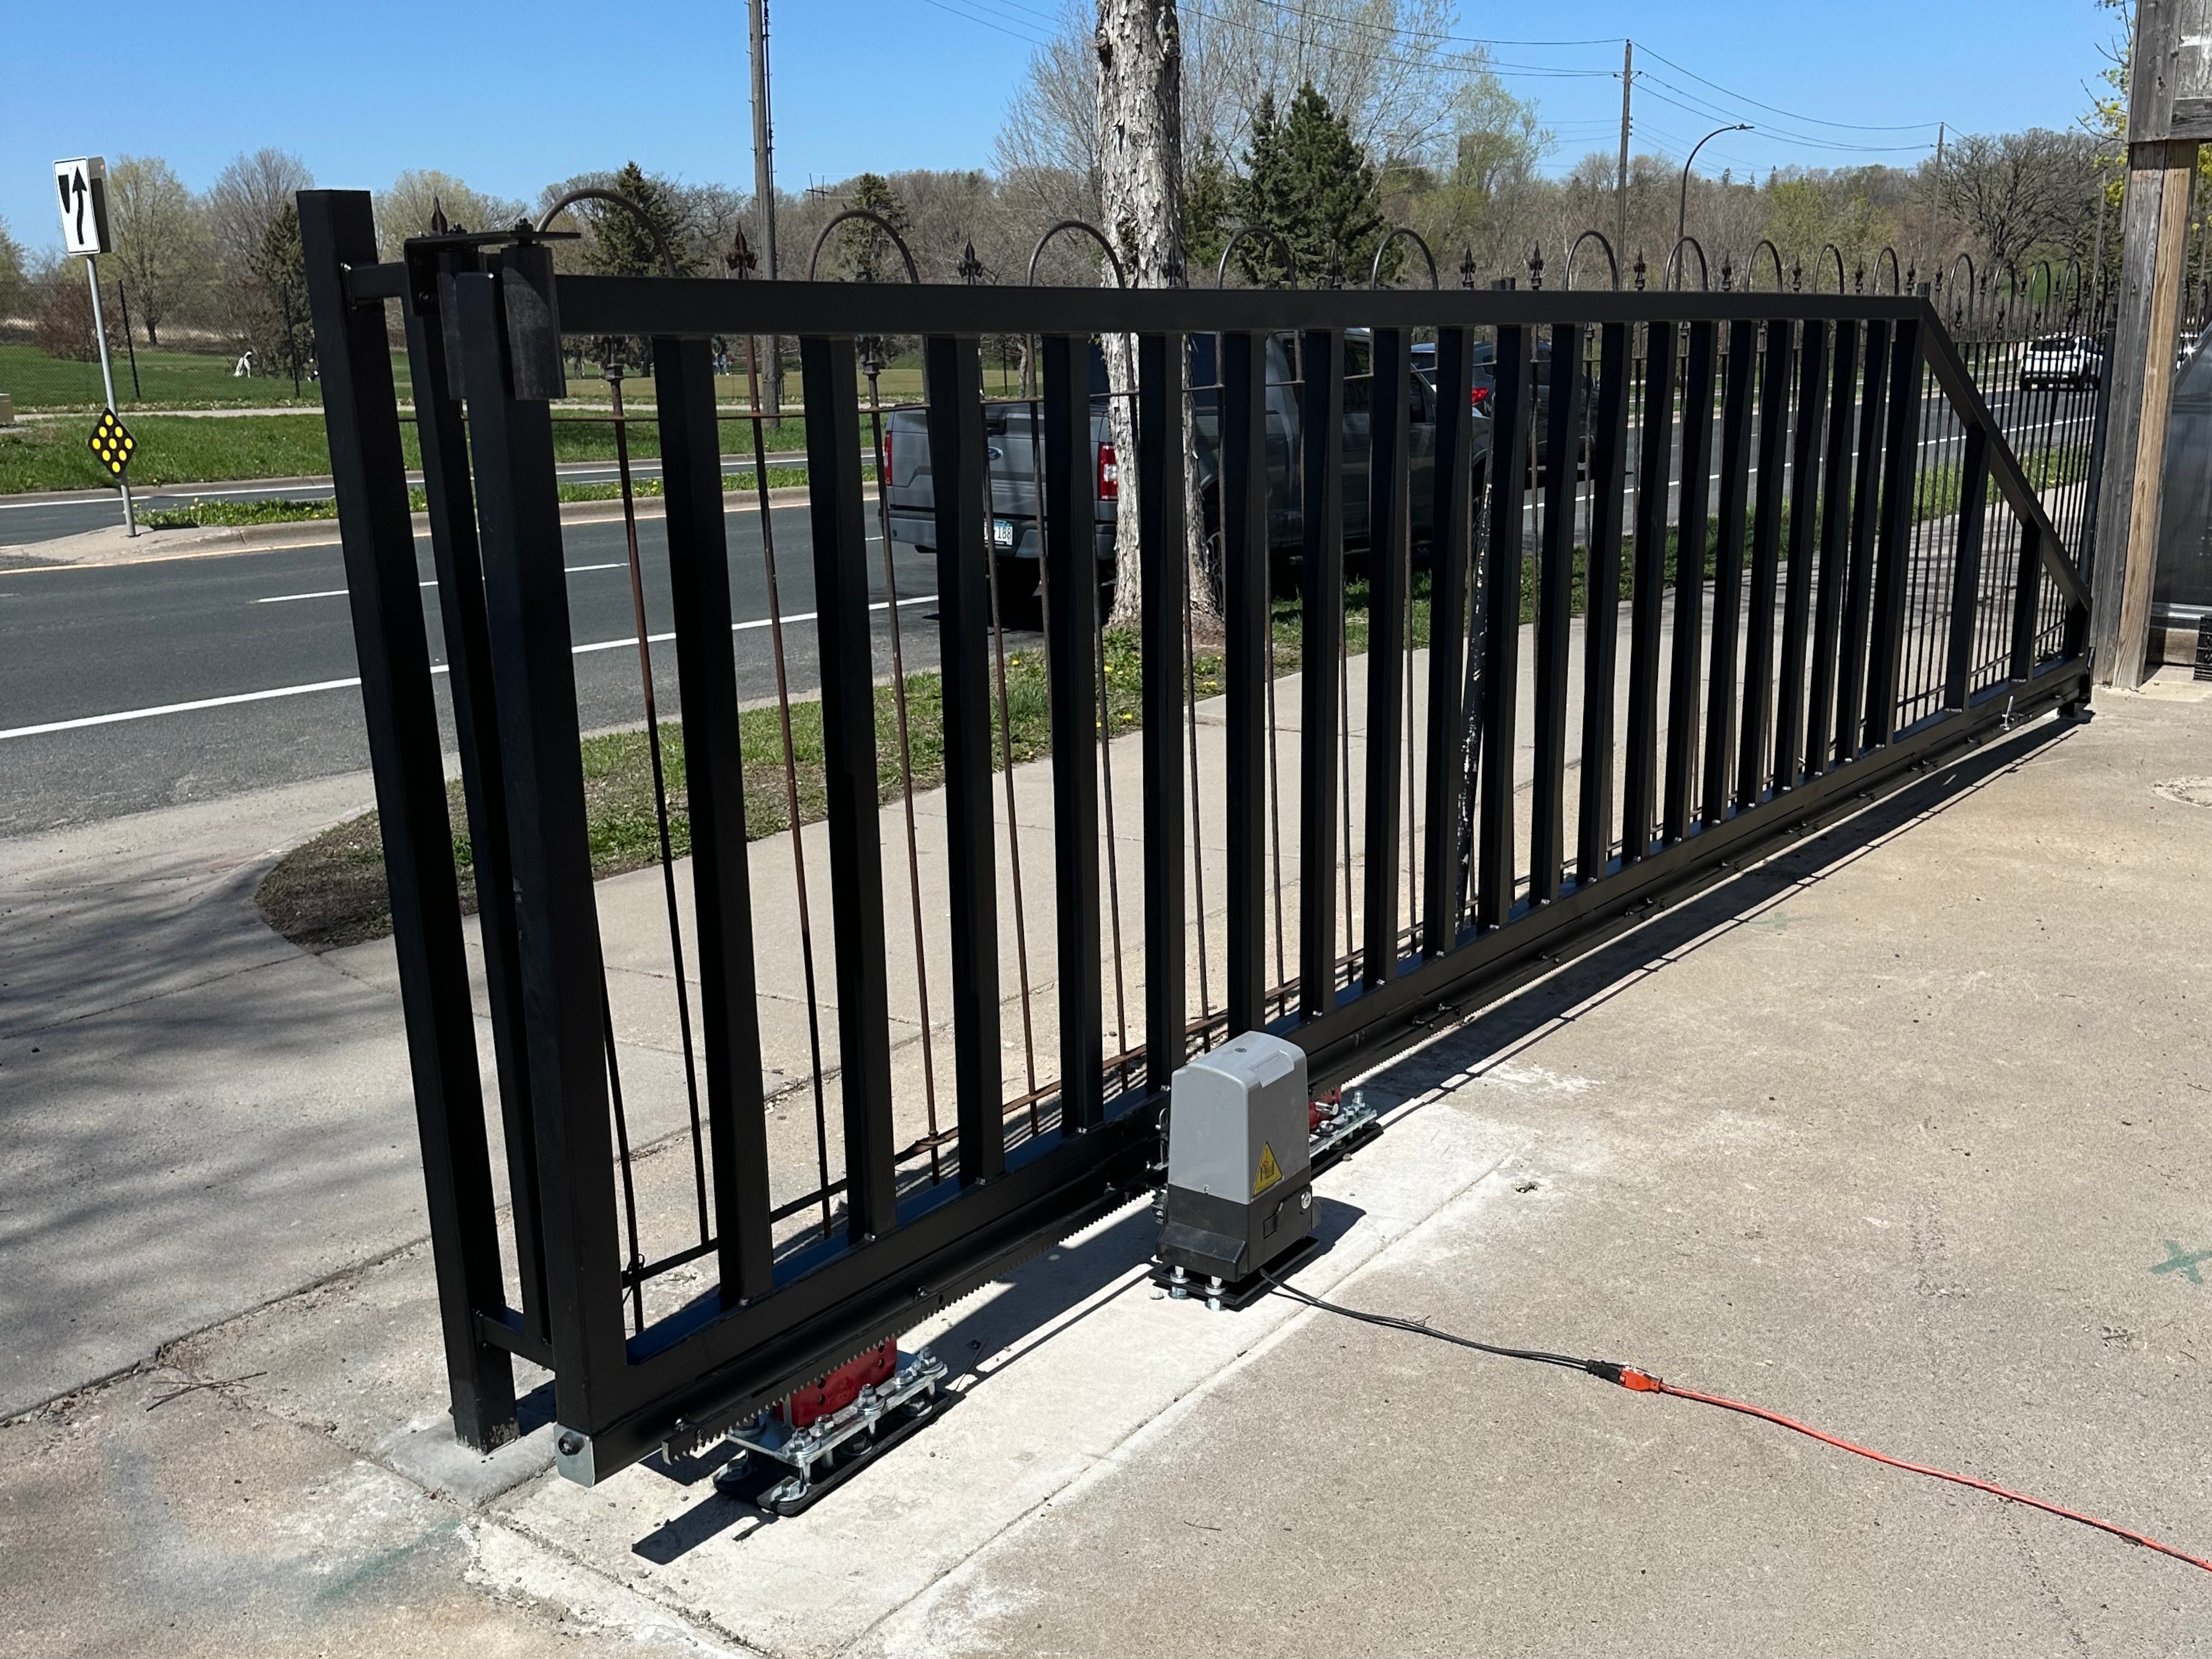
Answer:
xmin=1913 ymin=447 xmax=2087 ymax=523
xmin=0 ymin=341 xmax=409 ymax=410
xmin=137 ymin=467 xmax=844 ymax=529
xmin=0 ymin=410 xmax=833 ymax=495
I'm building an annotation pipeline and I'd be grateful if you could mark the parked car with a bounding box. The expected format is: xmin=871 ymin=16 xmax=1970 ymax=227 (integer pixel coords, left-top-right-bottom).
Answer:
xmin=1410 ymin=336 xmax=1594 ymax=476
xmin=2021 ymin=334 xmax=2104 ymax=390
xmin=882 ymin=331 xmax=1492 ymax=599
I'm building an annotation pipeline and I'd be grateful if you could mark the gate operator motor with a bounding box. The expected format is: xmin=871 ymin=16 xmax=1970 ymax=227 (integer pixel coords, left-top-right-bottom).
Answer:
xmin=1159 ymin=1032 xmax=1314 ymax=1303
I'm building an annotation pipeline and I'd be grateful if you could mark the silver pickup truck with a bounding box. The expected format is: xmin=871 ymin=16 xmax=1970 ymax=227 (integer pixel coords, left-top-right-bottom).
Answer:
xmin=882 ymin=331 xmax=1499 ymax=597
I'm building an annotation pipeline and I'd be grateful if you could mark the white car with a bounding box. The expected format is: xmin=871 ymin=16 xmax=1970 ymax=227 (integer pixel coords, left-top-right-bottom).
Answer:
xmin=2021 ymin=334 xmax=2103 ymax=390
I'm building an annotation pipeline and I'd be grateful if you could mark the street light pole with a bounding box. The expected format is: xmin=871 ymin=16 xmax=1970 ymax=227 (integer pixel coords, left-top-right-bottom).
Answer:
xmin=1675 ymin=122 xmax=1752 ymax=287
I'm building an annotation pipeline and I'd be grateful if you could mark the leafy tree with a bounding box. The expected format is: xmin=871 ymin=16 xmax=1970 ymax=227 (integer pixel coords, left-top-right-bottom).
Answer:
xmin=32 ymin=259 xmax=120 ymax=363
xmin=1235 ymin=84 xmax=1392 ymax=286
xmin=835 ymin=174 xmax=912 ymax=283
xmin=1941 ymin=128 xmax=2100 ymax=277
xmin=106 ymin=155 xmax=213 ymax=347
xmin=373 ymin=169 xmax=527 ymax=255
xmin=0 ymin=217 xmax=25 ymax=325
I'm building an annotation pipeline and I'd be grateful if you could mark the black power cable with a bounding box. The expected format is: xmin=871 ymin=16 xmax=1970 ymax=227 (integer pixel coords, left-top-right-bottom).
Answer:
xmin=1260 ymin=1269 xmax=2212 ymax=1577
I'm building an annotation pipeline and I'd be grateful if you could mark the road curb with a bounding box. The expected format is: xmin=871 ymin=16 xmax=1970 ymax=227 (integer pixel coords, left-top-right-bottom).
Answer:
xmin=2 ymin=483 xmax=853 ymax=571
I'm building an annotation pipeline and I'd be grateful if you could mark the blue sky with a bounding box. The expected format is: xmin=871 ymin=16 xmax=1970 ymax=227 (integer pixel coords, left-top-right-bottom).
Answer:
xmin=1 ymin=0 xmax=2112 ymax=261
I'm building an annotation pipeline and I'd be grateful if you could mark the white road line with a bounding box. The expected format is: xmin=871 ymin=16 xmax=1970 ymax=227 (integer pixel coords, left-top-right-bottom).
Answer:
xmin=0 ymin=594 xmax=940 ymax=742
xmin=255 ymin=563 xmax=633 ymax=604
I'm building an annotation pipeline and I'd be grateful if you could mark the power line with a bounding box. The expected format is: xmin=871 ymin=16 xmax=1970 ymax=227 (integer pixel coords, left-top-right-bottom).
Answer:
xmin=916 ymin=0 xmax=1054 ymax=47
xmin=1634 ymin=41 xmax=1944 ymax=133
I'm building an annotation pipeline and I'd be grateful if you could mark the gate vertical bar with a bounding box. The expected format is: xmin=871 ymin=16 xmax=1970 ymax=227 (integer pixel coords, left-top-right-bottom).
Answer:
xmin=2008 ymin=517 xmax=2044 ymax=684
xmin=1136 ymin=332 xmax=1187 ymax=1078
xmin=1421 ymin=325 xmax=1475 ymax=947
xmin=1621 ymin=321 xmax=1677 ymax=864
xmin=1476 ymin=325 xmax=1531 ymax=926
xmin=300 ymin=194 xmax=517 ymax=1448
xmin=1298 ymin=329 xmax=1345 ymax=1011
xmin=397 ymin=238 xmax=548 ymax=1348
xmin=654 ymin=335 xmax=775 ymax=1294
xmin=1774 ymin=324 xmax=1827 ymax=790
xmin=1806 ymin=320 xmax=1860 ymax=776
xmin=1041 ymin=334 xmax=1106 ymax=1122
xmin=1364 ymin=328 xmax=1412 ymax=977
xmin=1702 ymin=318 xmax=1756 ymax=823
xmin=1941 ymin=425 xmax=1991 ymax=709
xmin=1866 ymin=319 xmax=1923 ymax=744
xmin=1531 ymin=321 xmax=1585 ymax=901
xmin=452 ymin=265 xmax=626 ymax=1440
xmin=1220 ymin=331 xmax=1269 ymax=1031
xmin=801 ymin=335 xmax=899 ymax=1233
xmin=1576 ymin=321 xmax=1631 ymax=883
xmin=927 ymin=335 xmax=1007 ymax=1177
xmin=1665 ymin=321 xmax=1718 ymax=843
xmin=1737 ymin=318 xmax=1793 ymax=805
xmin=1835 ymin=320 xmax=1891 ymax=760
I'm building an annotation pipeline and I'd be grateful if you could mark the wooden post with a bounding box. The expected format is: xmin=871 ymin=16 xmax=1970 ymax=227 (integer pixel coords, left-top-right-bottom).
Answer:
xmin=2090 ymin=0 xmax=2210 ymax=687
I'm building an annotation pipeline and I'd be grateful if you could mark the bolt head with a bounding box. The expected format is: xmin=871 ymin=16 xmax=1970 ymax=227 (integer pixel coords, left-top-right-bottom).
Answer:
xmin=557 ymin=1432 xmax=583 ymax=1458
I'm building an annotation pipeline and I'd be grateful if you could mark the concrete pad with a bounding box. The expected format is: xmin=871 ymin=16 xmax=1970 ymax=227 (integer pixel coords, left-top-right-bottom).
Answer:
xmin=0 ymin=1369 xmax=699 ymax=1658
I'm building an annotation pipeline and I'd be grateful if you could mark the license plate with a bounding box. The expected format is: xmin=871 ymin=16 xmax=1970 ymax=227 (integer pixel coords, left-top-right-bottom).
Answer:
xmin=992 ymin=519 xmax=1015 ymax=549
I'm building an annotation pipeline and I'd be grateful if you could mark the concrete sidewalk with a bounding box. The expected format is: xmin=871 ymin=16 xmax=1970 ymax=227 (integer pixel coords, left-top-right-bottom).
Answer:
xmin=4 ymin=676 xmax=2209 ymax=1654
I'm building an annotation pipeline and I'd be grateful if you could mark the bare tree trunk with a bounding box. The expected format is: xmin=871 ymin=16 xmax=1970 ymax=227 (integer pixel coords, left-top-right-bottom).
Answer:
xmin=1094 ymin=0 xmax=1218 ymax=633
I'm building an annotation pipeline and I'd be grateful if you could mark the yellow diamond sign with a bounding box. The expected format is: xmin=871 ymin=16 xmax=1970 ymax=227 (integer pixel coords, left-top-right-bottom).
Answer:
xmin=87 ymin=408 xmax=136 ymax=478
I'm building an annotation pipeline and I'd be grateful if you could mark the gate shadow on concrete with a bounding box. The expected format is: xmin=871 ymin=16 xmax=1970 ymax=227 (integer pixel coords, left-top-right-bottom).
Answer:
xmin=623 ymin=710 xmax=2080 ymax=1560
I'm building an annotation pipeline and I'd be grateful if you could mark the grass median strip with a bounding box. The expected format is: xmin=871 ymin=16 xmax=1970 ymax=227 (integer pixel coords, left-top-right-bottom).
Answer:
xmin=2 ymin=412 xmax=815 ymax=494
xmin=140 ymin=466 xmax=838 ymax=529
xmin=254 ymin=518 xmax=1887 ymax=952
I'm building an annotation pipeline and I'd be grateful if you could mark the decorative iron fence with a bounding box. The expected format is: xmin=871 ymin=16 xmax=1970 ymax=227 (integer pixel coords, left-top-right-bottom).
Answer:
xmin=301 ymin=190 xmax=2093 ymax=1487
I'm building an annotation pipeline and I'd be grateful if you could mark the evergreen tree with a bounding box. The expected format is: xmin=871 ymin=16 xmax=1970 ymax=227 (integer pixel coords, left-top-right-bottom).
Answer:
xmin=250 ymin=205 xmax=315 ymax=394
xmin=836 ymin=174 xmax=912 ymax=283
xmin=590 ymin=161 xmax=703 ymax=278
xmin=1235 ymin=84 xmax=1393 ymax=286
xmin=1182 ymin=144 xmax=1236 ymax=283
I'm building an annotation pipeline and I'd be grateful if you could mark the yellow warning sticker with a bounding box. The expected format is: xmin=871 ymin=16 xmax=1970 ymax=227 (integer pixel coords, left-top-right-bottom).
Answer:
xmin=1252 ymin=1142 xmax=1283 ymax=1196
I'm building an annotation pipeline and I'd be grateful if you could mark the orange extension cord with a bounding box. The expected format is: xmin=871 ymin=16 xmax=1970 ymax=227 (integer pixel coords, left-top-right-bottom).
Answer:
xmin=1262 ymin=1273 xmax=2212 ymax=1578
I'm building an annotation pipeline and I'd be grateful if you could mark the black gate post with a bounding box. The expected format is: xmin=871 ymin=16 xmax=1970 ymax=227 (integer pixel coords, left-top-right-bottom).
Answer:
xmin=298 ymin=191 xmax=517 ymax=1450
xmin=452 ymin=266 xmax=629 ymax=1460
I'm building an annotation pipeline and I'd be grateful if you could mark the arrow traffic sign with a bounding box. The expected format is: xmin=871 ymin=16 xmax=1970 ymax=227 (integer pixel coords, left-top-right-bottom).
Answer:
xmin=87 ymin=408 xmax=136 ymax=478
xmin=53 ymin=157 xmax=112 ymax=256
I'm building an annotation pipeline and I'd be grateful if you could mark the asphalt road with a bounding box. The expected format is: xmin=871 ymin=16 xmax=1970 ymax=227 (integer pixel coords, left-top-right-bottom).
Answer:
xmin=0 ymin=504 xmax=1018 ymax=837
xmin=0 ymin=451 xmax=810 ymax=547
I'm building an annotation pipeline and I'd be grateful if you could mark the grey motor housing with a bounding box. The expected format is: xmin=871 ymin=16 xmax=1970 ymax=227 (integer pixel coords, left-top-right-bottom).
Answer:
xmin=1159 ymin=1032 xmax=1313 ymax=1285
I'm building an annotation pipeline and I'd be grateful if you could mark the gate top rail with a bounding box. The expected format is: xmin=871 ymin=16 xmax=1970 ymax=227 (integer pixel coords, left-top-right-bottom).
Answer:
xmin=346 ymin=259 xmax=1942 ymax=336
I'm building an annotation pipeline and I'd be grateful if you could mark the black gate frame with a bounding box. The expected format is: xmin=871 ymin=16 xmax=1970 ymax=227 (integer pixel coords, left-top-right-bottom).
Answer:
xmin=301 ymin=190 xmax=2092 ymax=1485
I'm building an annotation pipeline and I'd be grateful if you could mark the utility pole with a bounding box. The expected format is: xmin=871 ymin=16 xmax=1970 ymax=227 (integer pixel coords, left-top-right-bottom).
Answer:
xmin=748 ymin=0 xmax=784 ymax=416
xmin=1925 ymin=122 xmax=1945 ymax=282
xmin=2089 ymin=0 xmax=2210 ymax=687
xmin=1613 ymin=40 xmax=1633 ymax=289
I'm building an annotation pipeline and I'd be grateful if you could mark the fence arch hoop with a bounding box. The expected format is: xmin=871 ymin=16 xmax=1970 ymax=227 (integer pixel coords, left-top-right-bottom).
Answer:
xmin=1746 ymin=239 xmax=1785 ymax=292
xmin=536 ymin=188 xmax=678 ymax=278
xmin=1663 ymin=235 xmax=1709 ymax=292
xmin=1215 ymin=226 xmax=1298 ymax=289
xmin=1874 ymin=246 xmax=1902 ymax=295
xmin=1370 ymin=226 xmax=1440 ymax=289
xmin=1027 ymin=219 xmax=1127 ymax=289
xmin=1565 ymin=229 xmax=1620 ymax=290
xmin=1813 ymin=244 xmax=1847 ymax=295
xmin=808 ymin=210 xmax=922 ymax=284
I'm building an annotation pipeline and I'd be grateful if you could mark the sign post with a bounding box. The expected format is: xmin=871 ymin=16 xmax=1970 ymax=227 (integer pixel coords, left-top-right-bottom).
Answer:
xmin=53 ymin=156 xmax=136 ymax=537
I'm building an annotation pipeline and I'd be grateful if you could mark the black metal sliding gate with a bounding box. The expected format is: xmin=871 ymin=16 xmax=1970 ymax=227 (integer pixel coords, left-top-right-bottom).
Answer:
xmin=301 ymin=190 xmax=2092 ymax=1485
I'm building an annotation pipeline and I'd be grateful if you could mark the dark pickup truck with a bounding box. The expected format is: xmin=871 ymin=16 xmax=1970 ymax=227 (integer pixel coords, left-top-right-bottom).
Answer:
xmin=882 ymin=331 xmax=1496 ymax=594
